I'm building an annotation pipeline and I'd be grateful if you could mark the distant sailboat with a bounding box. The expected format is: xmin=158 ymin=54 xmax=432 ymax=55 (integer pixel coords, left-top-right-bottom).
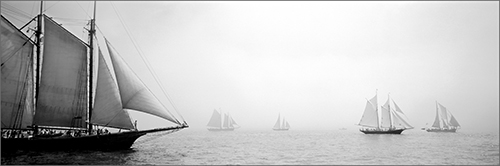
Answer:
xmin=425 ymin=101 xmax=460 ymax=132
xmin=357 ymin=91 xmax=413 ymax=134
xmin=272 ymin=114 xmax=290 ymax=131
xmin=207 ymin=109 xmax=239 ymax=131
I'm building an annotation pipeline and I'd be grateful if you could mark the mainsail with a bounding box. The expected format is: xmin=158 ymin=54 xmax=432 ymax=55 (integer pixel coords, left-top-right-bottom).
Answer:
xmin=1 ymin=15 xmax=35 ymax=130
xmin=207 ymin=109 xmax=222 ymax=128
xmin=33 ymin=15 xmax=88 ymax=129
xmin=358 ymin=94 xmax=378 ymax=128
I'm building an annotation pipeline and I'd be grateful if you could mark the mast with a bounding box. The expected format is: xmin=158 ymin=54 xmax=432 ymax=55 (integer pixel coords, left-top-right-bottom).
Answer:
xmin=375 ymin=89 xmax=380 ymax=129
xmin=388 ymin=93 xmax=393 ymax=129
xmin=34 ymin=1 xmax=43 ymax=109
xmin=88 ymin=1 xmax=96 ymax=133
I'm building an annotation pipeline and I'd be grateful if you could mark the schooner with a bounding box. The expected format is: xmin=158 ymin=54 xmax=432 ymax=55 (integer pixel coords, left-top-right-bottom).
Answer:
xmin=1 ymin=1 xmax=188 ymax=151
xmin=357 ymin=91 xmax=413 ymax=134
xmin=206 ymin=109 xmax=239 ymax=131
xmin=425 ymin=101 xmax=460 ymax=132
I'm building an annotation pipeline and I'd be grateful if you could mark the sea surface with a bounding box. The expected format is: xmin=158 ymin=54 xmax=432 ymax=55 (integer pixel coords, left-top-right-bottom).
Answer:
xmin=1 ymin=129 xmax=499 ymax=165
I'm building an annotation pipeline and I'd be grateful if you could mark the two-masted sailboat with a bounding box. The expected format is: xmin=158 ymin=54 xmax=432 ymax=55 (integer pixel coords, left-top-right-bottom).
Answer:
xmin=272 ymin=113 xmax=290 ymax=131
xmin=357 ymin=91 xmax=413 ymax=134
xmin=206 ymin=109 xmax=239 ymax=131
xmin=425 ymin=101 xmax=460 ymax=132
xmin=1 ymin=2 xmax=188 ymax=151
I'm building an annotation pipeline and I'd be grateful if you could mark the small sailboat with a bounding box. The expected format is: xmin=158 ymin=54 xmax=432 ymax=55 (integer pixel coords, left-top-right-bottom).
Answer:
xmin=1 ymin=2 xmax=188 ymax=151
xmin=272 ymin=114 xmax=290 ymax=131
xmin=206 ymin=109 xmax=239 ymax=131
xmin=357 ymin=91 xmax=413 ymax=134
xmin=425 ymin=101 xmax=460 ymax=132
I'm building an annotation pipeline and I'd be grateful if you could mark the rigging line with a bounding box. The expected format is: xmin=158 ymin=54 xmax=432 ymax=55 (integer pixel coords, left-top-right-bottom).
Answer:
xmin=109 ymin=2 xmax=185 ymax=122
xmin=75 ymin=1 xmax=91 ymax=20
xmin=1 ymin=3 xmax=32 ymax=18
xmin=108 ymin=2 xmax=181 ymax=123
xmin=1 ymin=8 xmax=33 ymax=20
xmin=42 ymin=1 xmax=59 ymax=13
xmin=1 ymin=36 xmax=34 ymax=67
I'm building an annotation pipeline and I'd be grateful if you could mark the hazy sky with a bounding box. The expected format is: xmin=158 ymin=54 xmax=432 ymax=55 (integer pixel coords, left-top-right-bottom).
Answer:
xmin=2 ymin=1 xmax=498 ymax=132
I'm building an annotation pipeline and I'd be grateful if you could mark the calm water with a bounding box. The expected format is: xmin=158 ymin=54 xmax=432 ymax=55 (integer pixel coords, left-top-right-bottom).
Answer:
xmin=2 ymin=129 xmax=499 ymax=165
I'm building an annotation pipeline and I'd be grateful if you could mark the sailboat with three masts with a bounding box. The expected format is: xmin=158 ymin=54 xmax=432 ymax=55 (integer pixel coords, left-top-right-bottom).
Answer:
xmin=1 ymin=1 xmax=188 ymax=151
xmin=272 ymin=113 xmax=290 ymax=131
xmin=206 ymin=109 xmax=239 ymax=131
xmin=425 ymin=101 xmax=460 ymax=132
xmin=357 ymin=91 xmax=413 ymax=134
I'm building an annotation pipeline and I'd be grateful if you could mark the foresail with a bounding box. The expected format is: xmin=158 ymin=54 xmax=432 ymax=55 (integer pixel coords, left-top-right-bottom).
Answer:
xmin=391 ymin=110 xmax=414 ymax=129
xmin=91 ymin=49 xmax=134 ymax=129
xmin=207 ymin=109 xmax=221 ymax=128
xmin=282 ymin=118 xmax=286 ymax=129
xmin=273 ymin=114 xmax=281 ymax=129
xmin=1 ymin=15 xmax=35 ymax=129
xmin=229 ymin=115 xmax=238 ymax=126
xmin=223 ymin=113 xmax=229 ymax=128
xmin=105 ymin=40 xmax=180 ymax=125
xmin=449 ymin=114 xmax=460 ymax=127
xmin=391 ymin=99 xmax=412 ymax=128
xmin=358 ymin=95 xmax=378 ymax=128
xmin=34 ymin=15 xmax=87 ymax=128
xmin=285 ymin=121 xmax=290 ymax=129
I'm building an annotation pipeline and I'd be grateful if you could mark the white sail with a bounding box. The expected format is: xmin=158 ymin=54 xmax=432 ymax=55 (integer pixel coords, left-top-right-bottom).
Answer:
xmin=448 ymin=115 xmax=460 ymax=127
xmin=223 ymin=113 xmax=230 ymax=128
xmin=1 ymin=16 xmax=35 ymax=129
xmin=380 ymin=98 xmax=392 ymax=128
xmin=229 ymin=115 xmax=238 ymax=127
xmin=207 ymin=109 xmax=221 ymax=128
xmin=34 ymin=15 xmax=88 ymax=129
xmin=105 ymin=40 xmax=179 ymax=125
xmin=273 ymin=114 xmax=281 ymax=129
xmin=282 ymin=118 xmax=286 ymax=129
xmin=431 ymin=101 xmax=442 ymax=128
xmin=438 ymin=103 xmax=451 ymax=127
xmin=91 ymin=49 xmax=134 ymax=129
xmin=358 ymin=94 xmax=378 ymax=128
xmin=285 ymin=121 xmax=290 ymax=129
xmin=391 ymin=100 xmax=413 ymax=129
xmin=433 ymin=102 xmax=460 ymax=128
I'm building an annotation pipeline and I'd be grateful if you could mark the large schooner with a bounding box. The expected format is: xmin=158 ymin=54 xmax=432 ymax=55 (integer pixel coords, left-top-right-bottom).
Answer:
xmin=1 ymin=2 xmax=188 ymax=151
xmin=206 ymin=109 xmax=239 ymax=131
xmin=357 ymin=91 xmax=413 ymax=134
xmin=425 ymin=101 xmax=460 ymax=132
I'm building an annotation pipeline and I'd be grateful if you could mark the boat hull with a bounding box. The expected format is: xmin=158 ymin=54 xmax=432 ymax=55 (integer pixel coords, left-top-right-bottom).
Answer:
xmin=273 ymin=129 xmax=289 ymax=131
xmin=207 ymin=128 xmax=234 ymax=131
xmin=1 ymin=131 xmax=145 ymax=152
xmin=360 ymin=129 xmax=405 ymax=134
xmin=1 ymin=125 xmax=187 ymax=152
xmin=426 ymin=128 xmax=457 ymax=132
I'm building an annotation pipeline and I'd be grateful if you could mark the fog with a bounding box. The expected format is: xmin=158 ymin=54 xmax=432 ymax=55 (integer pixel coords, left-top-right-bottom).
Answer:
xmin=2 ymin=1 xmax=498 ymax=133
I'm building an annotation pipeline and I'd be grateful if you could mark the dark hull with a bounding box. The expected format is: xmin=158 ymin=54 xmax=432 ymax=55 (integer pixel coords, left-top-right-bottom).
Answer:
xmin=207 ymin=128 xmax=234 ymax=131
xmin=1 ymin=125 xmax=187 ymax=152
xmin=426 ymin=128 xmax=457 ymax=132
xmin=360 ymin=129 xmax=405 ymax=134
